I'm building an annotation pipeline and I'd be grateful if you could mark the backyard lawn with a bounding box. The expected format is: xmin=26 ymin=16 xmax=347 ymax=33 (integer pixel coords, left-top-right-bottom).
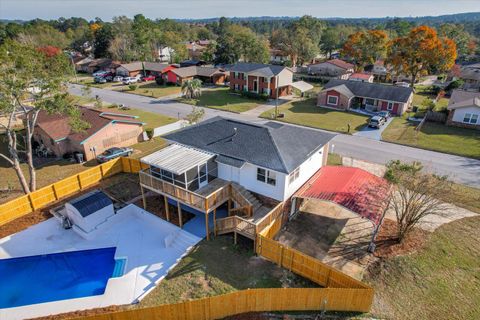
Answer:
xmin=178 ymin=87 xmax=261 ymax=113
xmin=382 ymin=117 xmax=480 ymax=159
xmin=368 ymin=215 xmax=480 ymax=320
xmin=260 ymin=98 xmax=369 ymax=133
xmin=113 ymin=82 xmax=181 ymax=98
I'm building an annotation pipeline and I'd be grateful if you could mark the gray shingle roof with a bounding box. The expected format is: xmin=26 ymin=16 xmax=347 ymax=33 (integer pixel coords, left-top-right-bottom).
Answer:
xmin=323 ymin=79 xmax=413 ymax=103
xmin=172 ymin=66 xmax=224 ymax=78
xmin=164 ymin=117 xmax=335 ymax=174
xmin=230 ymin=63 xmax=290 ymax=77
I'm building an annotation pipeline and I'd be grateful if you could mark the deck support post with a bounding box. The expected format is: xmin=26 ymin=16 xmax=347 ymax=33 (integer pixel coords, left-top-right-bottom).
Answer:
xmin=228 ymin=199 xmax=232 ymax=216
xmin=205 ymin=211 xmax=210 ymax=240
xmin=141 ymin=186 xmax=147 ymax=210
xmin=164 ymin=196 xmax=170 ymax=221
xmin=213 ymin=208 xmax=217 ymax=237
xmin=234 ymin=231 xmax=237 ymax=245
xmin=177 ymin=201 xmax=183 ymax=228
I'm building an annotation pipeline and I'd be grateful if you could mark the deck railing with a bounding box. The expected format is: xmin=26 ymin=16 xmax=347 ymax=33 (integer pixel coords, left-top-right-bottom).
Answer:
xmin=139 ymin=170 xmax=231 ymax=213
xmin=216 ymin=215 xmax=257 ymax=239
xmin=230 ymin=184 xmax=253 ymax=216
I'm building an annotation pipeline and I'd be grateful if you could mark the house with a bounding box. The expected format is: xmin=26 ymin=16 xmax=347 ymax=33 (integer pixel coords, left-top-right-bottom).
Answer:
xmin=34 ymin=107 xmax=144 ymax=160
xmin=84 ymin=58 xmax=120 ymax=74
xmin=186 ymin=42 xmax=207 ymax=60
xmin=269 ymin=49 xmax=289 ymax=65
xmin=229 ymin=63 xmax=294 ymax=98
xmin=180 ymin=60 xmax=206 ymax=68
xmin=75 ymin=57 xmax=93 ymax=73
xmin=137 ymin=118 xmax=335 ymax=239
xmin=318 ymin=79 xmax=414 ymax=115
xmin=446 ymin=90 xmax=480 ymax=129
xmin=116 ymin=62 xmax=172 ymax=78
xmin=458 ymin=63 xmax=480 ymax=90
xmin=157 ymin=46 xmax=173 ymax=62
xmin=163 ymin=66 xmax=227 ymax=85
xmin=306 ymin=59 xmax=354 ymax=79
xmin=348 ymin=73 xmax=374 ymax=83
xmin=364 ymin=60 xmax=388 ymax=81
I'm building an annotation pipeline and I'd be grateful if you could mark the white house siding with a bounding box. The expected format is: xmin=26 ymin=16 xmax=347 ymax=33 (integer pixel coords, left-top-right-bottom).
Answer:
xmin=451 ymin=106 xmax=480 ymax=124
xmin=283 ymin=145 xmax=326 ymax=200
xmin=276 ymin=69 xmax=294 ymax=87
xmin=217 ymin=162 xmax=286 ymax=201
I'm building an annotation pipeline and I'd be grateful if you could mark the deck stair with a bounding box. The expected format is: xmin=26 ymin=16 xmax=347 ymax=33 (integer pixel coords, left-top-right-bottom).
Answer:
xmin=230 ymin=183 xmax=267 ymax=217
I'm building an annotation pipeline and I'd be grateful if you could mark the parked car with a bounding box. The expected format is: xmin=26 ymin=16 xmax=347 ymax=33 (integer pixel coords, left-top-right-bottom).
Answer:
xmin=94 ymin=76 xmax=107 ymax=84
xmin=394 ymin=81 xmax=410 ymax=88
xmin=141 ymin=75 xmax=155 ymax=82
xmin=96 ymin=147 xmax=133 ymax=163
xmin=368 ymin=116 xmax=386 ymax=129
xmin=122 ymin=77 xmax=139 ymax=85
xmin=92 ymin=70 xmax=108 ymax=77
xmin=377 ymin=111 xmax=391 ymax=121
xmin=113 ymin=76 xmax=124 ymax=82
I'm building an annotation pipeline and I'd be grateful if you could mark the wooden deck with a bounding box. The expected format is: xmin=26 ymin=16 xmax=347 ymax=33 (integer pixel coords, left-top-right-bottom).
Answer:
xmin=196 ymin=179 xmax=230 ymax=197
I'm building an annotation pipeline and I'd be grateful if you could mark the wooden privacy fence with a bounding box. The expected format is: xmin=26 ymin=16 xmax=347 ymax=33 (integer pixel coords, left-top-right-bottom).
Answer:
xmin=76 ymin=287 xmax=372 ymax=320
xmin=0 ymin=158 xmax=124 ymax=226
xmin=256 ymin=235 xmax=370 ymax=290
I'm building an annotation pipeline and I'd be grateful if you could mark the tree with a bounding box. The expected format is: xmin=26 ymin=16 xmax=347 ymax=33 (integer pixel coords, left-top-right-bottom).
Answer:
xmin=320 ymin=27 xmax=341 ymax=59
xmin=93 ymin=23 xmax=114 ymax=58
xmin=0 ymin=40 xmax=85 ymax=193
xmin=387 ymin=26 xmax=457 ymax=87
xmin=184 ymin=106 xmax=205 ymax=125
xmin=384 ymin=160 xmax=453 ymax=242
xmin=215 ymin=24 xmax=268 ymax=64
xmin=181 ymin=79 xmax=202 ymax=99
xmin=109 ymin=16 xmax=136 ymax=62
xmin=342 ymin=29 xmax=389 ymax=67
xmin=438 ymin=23 xmax=473 ymax=57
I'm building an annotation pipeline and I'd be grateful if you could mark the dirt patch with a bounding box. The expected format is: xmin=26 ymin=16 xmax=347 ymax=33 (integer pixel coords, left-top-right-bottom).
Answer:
xmin=373 ymin=218 xmax=430 ymax=258
xmin=32 ymin=305 xmax=123 ymax=320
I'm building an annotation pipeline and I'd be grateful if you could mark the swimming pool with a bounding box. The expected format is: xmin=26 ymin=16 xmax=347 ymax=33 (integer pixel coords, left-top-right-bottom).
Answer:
xmin=0 ymin=247 xmax=120 ymax=309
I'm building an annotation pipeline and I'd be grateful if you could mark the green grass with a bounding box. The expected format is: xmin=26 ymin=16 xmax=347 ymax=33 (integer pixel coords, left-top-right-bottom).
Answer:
xmin=130 ymin=137 xmax=168 ymax=159
xmin=382 ymin=117 xmax=480 ymax=159
xmin=101 ymin=107 xmax=176 ymax=130
xmin=368 ymin=215 xmax=480 ymax=320
xmin=178 ymin=87 xmax=261 ymax=113
xmin=137 ymin=236 xmax=317 ymax=308
xmin=439 ymin=183 xmax=480 ymax=214
xmin=260 ymin=98 xmax=369 ymax=133
xmin=114 ymin=82 xmax=181 ymax=98
xmin=412 ymin=85 xmax=449 ymax=112
xmin=327 ymin=153 xmax=342 ymax=166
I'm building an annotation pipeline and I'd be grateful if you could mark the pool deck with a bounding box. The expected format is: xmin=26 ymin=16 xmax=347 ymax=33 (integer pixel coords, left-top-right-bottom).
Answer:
xmin=0 ymin=204 xmax=201 ymax=320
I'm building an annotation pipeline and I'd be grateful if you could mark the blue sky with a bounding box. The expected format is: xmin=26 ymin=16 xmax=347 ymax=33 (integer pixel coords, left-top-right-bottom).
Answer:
xmin=1 ymin=0 xmax=479 ymax=20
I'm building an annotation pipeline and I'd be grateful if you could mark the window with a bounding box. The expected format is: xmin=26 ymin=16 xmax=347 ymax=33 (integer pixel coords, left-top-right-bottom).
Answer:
xmin=257 ymin=168 xmax=276 ymax=186
xmin=365 ymin=98 xmax=375 ymax=106
xmin=463 ymin=113 xmax=479 ymax=124
xmin=288 ymin=167 xmax=300 ymax=184
xmin=327 ymin=95 xmax=338 ymax=105
xmin=387 ymin=102 xmax=394 ymax=111
xmin=267 ymin=171 xmax=276 ymax=186
xmin=257 ymin=168 xmax=266 ymax=182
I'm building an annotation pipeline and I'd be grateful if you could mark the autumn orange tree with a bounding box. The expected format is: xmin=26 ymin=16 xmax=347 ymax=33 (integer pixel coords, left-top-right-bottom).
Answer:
xmin=387 ymin=26 xmax=457 ymax=87
xmin=342 ymin=30 xmax=389 ymax=68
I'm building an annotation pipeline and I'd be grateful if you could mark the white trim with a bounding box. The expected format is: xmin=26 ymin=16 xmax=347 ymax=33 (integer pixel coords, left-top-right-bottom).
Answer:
xmin=327 ymin=95 xmax=338 ymax=106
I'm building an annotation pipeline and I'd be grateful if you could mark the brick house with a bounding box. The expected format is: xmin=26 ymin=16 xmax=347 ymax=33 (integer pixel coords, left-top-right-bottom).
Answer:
xmin=317 ymin=79 xmax=413 ymax=116
xmin=34 ymin=107 xmax=144 ymax=161
xmin=446 ymin=90 xmax=480 ymax=130
xmin=116 ymin=62 xmax=173 ymax=78
xmin=163 ymin=66 xmax=227 ymax=85
xmin=229 ymin=63 xmax=293 ymax=99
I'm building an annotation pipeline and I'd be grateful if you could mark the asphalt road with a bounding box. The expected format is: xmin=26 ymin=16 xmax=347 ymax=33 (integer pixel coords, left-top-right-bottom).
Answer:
xmin=69 ymin=84 xmax=480 ymax=188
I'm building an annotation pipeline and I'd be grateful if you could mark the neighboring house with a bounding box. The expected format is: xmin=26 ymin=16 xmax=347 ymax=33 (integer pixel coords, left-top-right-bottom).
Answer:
xmin=458 ymin=63 xmax=480 ymax=90
xmin=229 ymin=63 xmax=294 ymax=98
xmin=84 ymin=58 xmax=121 ymax=74
xmin=142 ymin=117 xmax=335 ymax=202
xmin=163 ymin=66 xmax=227 ymax=85
xmin=180 ymin=60 xmax=206 ymax=68
xmin=269 ymin=49 xmax=289 ymax=65
xmin=318 ymin=79 xmax=414 ymax=115
xmin=75 ymin=57 xmax=94 ymax=73
xmin=186 ymin=42 xmax=207 ymax=60
xmin=446 ymin=90 xmax=480 ymax=129
xmin=157 ymin=46 xmax=173 ymax=62
xmin=116 ymin=62 xmax=172 ymax=78
xmin=306 ymin=59 xmax=354 ymax=79
xmin=34 ymin=107 xmax=144 ymax=160
xmin=348 ymin=73 xmax=374 ymax=83
xmin=364 ymin=61 xmax=388 ymax=81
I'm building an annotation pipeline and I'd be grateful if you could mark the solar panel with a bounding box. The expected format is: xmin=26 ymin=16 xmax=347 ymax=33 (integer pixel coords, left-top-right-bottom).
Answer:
xmin=69 ymin=190 xmax=113 ymax=218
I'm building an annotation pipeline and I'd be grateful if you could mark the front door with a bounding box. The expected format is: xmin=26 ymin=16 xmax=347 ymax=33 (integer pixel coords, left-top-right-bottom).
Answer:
xmin=198 ymin=163 xmax=208 ymax=188
xmin=253 ymin=80 xmax=258 ymax=92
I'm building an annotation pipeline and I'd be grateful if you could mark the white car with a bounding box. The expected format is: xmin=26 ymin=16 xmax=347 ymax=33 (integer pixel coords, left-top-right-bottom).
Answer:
xmin=122 ymin=77 xmax=138 ymax=85
xmin=113 ymin=76 xmax=124 ymax=82
xmin=92 ymin=70 xmax=108 ymax=77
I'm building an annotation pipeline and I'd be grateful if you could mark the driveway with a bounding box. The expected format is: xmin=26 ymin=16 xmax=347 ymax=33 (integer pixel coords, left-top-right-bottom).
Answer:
xmin=68 ymin=84 xmax=480 ymax=188
xmin=354 ymin=117 xmax=394 ymax=140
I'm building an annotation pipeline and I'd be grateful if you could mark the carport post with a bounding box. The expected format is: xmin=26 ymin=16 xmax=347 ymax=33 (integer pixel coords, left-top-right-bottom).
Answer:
xmin=177 ymin=201 xmax=183 ymax=228
xmin=205 ymin=211 xmax=210 ymax=240
xmin=164 ymin=196 xmax=170 ymax=221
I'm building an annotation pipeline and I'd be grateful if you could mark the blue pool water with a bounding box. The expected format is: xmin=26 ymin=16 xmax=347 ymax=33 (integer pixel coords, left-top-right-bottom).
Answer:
xmin=0 ymin=247 xmax=118 ymax=309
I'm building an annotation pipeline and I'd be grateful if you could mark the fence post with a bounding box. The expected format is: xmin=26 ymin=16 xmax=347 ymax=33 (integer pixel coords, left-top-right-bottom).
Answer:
xmin=77 ymin=175 xmax=83 ymax=189
xmin=278 ymin=245 xmax=284 ymax=267
xmin=52 ymin=184 xmax=59 ymax=201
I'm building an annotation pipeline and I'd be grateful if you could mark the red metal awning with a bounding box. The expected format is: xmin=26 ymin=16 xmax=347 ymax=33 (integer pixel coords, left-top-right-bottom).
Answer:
xmin=295 ymin=166 xmax=391 ymax=226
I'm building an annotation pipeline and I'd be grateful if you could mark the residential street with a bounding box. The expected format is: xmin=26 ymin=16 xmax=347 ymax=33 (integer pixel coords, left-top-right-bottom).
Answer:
xmin=69 ymin=84 xmax=480 ymax=188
